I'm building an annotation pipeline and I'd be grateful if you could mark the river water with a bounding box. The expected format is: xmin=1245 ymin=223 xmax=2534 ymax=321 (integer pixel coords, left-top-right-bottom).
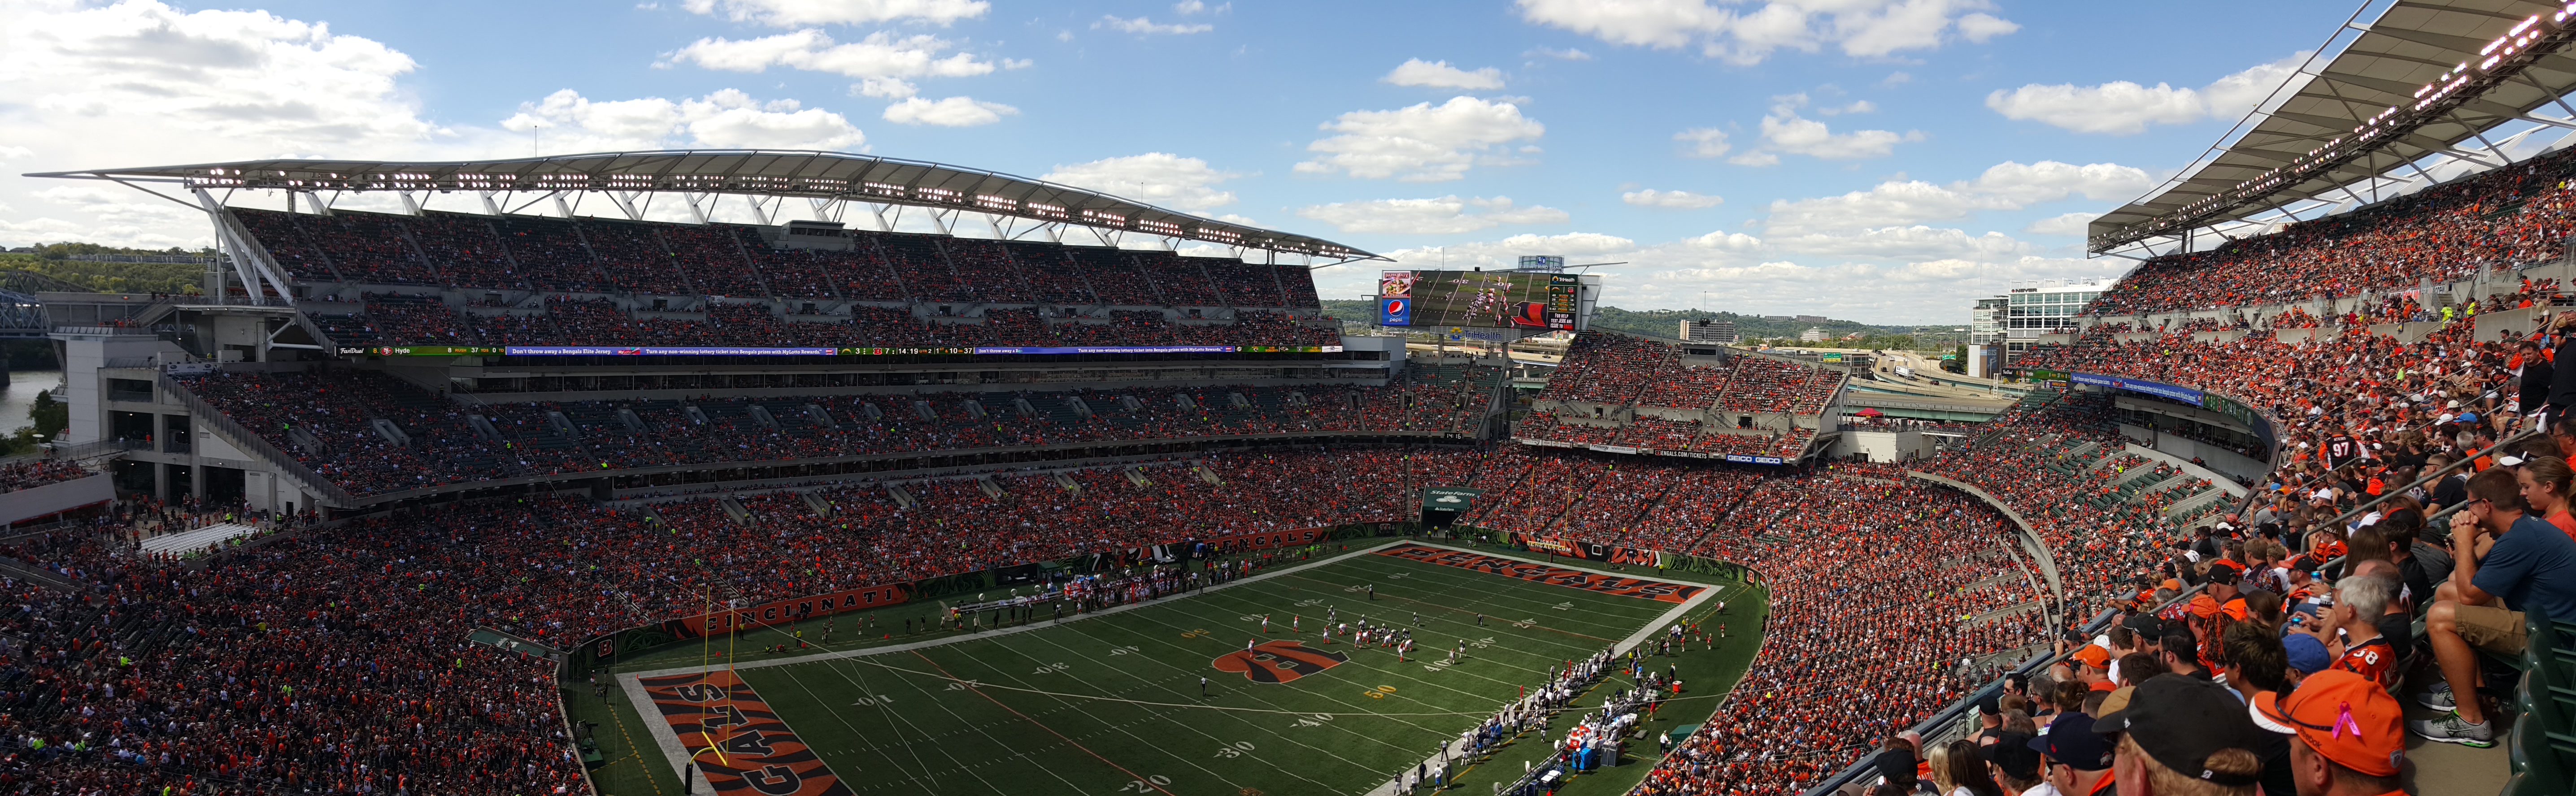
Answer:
xmin=0 ymin=370 xmax=65 ymax=436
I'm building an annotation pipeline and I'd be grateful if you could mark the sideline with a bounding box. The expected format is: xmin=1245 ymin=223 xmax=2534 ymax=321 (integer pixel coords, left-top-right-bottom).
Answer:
xmin=618 ymin=537 xmax=1733 ymax=795
xmin=1360 ymin=541 xmax=1723 ymax=796
xmin=622 ymin=539 xmax=1411 ymax=792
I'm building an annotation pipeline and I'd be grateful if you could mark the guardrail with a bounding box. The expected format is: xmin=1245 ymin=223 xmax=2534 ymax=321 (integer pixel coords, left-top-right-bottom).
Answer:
xmin=1797 ymin=583 xmax=2209 ymax=796
xmin=157 ymin=373 xmax=359 ymax=506
xmin=41 ymin=437 xmax=146 ymax=461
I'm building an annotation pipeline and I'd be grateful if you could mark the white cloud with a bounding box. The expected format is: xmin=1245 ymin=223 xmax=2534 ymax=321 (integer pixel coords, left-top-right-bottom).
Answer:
xmin=665 ymin=30 xmax=1001 ymax=80
xmin=1622 ymin=189 xmax=1723 ymax=208
xmin=880 ymin=96 xmax=1016 ymax=126
xmin=1762 ymin=160 xmax=2151 ymax=235
xmin=1689 ymin=230 xmax=1763 ymax=251
xmin=1384 ymin=59 xmax=1506 ymax=90
xmin=853 ymin=77 xmax=917 ymax=99
xmin=1095 ymin=15 xmax=1213 ymax=34
xmin=2023 ymin=211 xmax=2099 ymax=236
xmin=1295 ymin=97 xmax=1545 ymax=182
xmin=1172 ymin=0 xmax=1229 ymax=13
xmin=1674 ymin=127 xmax=1731 ymax=158
xmin=0 ymin=1 xmax=875 ymax=248
xmin=1956 ymin=13 xmax=2019 ymax=42
xmin=505 ymin=88 xmax=869 ymax=151
xmin=1529 ymin=46 xmax=1593 ymax=60
xmin=0 ymin=0 xmax=460 ymax=247
xmin=679 ymin=0 xmax=990 ymax=26
xmin=1296 ymin=196 xmax=1568 ymax=234
xmin=1516 ymin=0 xmax=2018 ymax=65
xmin=1042 ymin=153 xmax=1242 ymax=211
xmin=1964 ymin=160 xmax=2154 ymax=204
xmin=1815 ymin=100 xmax=1874 ymax=115
xmin=1768 ymin=225 xmax=2030 ymax=259
xmin=1986 ymin=52 xmax=2308 ymax=135
xmin=1727 ymin=95 xmax=1919 ymax=164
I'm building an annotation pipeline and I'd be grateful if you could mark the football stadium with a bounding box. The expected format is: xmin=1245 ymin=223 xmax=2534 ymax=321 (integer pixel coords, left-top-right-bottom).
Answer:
xmin=6 ymin=1 xmax=2576 ymax=796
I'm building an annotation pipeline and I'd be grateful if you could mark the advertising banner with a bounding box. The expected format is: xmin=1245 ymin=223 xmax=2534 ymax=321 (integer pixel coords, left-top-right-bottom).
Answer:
xmin=1203 ymin=527 xmax=1329 ymax=552
xmin=1422 ymin=486 xmax=1483 ymax=510
xmin=1519 ymin=536 xmax=1660 ymax=567
xmin=673 ymin=584 xmax=910 ymax=637
xmin=2070 ymin=372 xmax=2205 ymax=404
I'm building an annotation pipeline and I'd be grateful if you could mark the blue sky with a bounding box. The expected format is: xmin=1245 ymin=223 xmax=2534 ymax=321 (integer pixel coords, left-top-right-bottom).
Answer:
xmin=0 ymin=0 xmax=2372 ymax=323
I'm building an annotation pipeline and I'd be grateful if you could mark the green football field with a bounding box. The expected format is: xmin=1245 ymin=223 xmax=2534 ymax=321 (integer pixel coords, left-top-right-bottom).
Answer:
xmin=578 ymin=541 xmax=1767 ymax=796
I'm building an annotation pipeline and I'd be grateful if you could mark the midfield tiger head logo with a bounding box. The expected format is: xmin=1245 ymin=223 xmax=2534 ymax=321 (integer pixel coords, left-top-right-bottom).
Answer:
xmin=1212 ymin=640 xmax=1348 ymax=684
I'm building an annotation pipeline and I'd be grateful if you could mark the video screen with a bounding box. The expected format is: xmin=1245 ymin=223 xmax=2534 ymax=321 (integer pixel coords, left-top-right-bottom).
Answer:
xmin=1378 ymin=270 xmax=1577 ymax=330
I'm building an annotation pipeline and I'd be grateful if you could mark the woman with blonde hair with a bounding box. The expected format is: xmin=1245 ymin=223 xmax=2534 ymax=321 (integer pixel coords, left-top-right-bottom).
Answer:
xmin=1932 ymin=739 xmax=2005 ymax=796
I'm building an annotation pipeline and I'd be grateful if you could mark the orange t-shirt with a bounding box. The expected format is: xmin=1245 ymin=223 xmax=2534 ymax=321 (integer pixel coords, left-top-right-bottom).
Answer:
xmin=2550 ymin=509 xmax=2576 ymax=544
xmin=2335 ymin=636 xmax=2398 ymax=689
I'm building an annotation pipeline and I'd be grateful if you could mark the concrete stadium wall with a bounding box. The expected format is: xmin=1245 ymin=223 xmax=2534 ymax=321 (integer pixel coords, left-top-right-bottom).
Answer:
xmin=0 ymin=474 xmax=113 ymax=526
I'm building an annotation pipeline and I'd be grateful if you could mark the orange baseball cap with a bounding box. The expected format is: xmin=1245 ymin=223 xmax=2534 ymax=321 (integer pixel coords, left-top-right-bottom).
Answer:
xmin=2071 ymin=644 xmax=2110 ymax=669
xmin=2250 ymin=670 xmax=2404 ymax=778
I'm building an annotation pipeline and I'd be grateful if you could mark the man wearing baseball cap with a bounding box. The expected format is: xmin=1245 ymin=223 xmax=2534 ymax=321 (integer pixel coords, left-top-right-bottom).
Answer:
xmin=2068 ymin=644 xmax=2117 ymax=692
xmin=2030 ymin=713 xmax=2115 ymax=796
xmin=2249 ymin=670 xmax=2405 ymax=796
xmin=2093 ymin=674 xmax=2272 ymax=796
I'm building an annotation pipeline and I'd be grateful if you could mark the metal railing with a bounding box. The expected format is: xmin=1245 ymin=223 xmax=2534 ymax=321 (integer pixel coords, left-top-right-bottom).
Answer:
xmin=41 ymin=437 xmax=146 ymax=461
xmin=156 ymin=372 xmax=357 ymax=506
xmin=1798 ymin=583 xmax=2209 ymax=796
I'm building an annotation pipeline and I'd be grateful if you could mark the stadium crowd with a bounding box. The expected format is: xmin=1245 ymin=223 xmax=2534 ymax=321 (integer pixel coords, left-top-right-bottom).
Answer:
xmin=2084 ymin=147 xmax=2576 ymax=315
xmin=174 ymin=367 xmax=1501 ymax=497
xmin=0 ymin=461 xmax=94 ymax=493
xmin=0 ymin=446 xmax=1492 ymax=795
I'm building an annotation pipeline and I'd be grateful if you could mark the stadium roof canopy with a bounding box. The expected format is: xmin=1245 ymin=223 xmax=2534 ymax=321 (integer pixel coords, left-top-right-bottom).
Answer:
xmin=2089 ymin=0 xmax=2576 ymax=254
xmin=27 ymin=149 xmax=1383 ymax=263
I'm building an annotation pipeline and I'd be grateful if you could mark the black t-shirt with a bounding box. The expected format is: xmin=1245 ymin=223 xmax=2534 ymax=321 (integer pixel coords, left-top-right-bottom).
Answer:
xmin=2324 ymin=434 xmax=2361 ymax=467
xmin=2376 ymin=610 xmax=2414 ymax=651
xmin=2431 ymin=473 xmax=2469 ymax=511
xmin=2255 ymin=725 xmax=2298 ymax=796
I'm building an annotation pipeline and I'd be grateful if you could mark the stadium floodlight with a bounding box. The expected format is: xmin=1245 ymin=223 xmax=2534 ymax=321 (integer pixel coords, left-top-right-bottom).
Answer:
xmin=25 ymin=149 xmax=1389 ymax=266
xmin=2089 ymin=0 xmax=2576 ymax=254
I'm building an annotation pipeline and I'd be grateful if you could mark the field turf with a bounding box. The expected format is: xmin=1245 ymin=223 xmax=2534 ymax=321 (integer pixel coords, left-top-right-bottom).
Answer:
xmin=576 ymin=541 xmax=1766 ymax=796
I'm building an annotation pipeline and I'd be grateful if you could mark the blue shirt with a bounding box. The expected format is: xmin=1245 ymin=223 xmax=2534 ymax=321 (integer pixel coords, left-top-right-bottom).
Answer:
xmin=2471 ymin=514 xmax=2576 ymax=623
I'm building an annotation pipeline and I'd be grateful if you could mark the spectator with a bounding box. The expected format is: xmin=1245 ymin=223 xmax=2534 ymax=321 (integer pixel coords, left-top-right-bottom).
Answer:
xmin=2412 ymin=466 xmax=2576 ymax=745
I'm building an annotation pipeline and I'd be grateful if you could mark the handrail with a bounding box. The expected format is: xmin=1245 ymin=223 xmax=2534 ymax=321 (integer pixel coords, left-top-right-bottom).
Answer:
xmin=157 ymin=373 xmax=359 ymax=506
xmin=1798 ymin=582 xmax=2209 ymax=796
xmin=2313 ymin=426 xmax=2542 ymax=532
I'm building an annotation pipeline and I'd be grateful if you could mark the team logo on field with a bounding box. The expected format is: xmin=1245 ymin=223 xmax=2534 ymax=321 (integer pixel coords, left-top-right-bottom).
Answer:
xmin=1212 ymin=640 xmax=1348 ymax=683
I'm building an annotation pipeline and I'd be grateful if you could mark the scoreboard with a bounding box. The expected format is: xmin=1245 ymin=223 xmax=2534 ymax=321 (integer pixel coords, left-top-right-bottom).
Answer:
xmin=1376 ymin=270 xmax=1592 ymax=331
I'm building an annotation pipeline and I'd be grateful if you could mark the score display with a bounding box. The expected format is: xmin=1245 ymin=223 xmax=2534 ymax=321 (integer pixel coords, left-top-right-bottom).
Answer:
xmin=1377 ymin=270 xmax=1580 ymax=330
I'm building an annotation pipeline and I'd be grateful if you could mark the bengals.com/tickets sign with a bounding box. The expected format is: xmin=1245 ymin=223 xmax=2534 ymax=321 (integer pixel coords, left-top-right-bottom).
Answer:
xmin=1203 ymin=527 xmax=1329 ymax=552
xmin=1517 ymin=534 xmax=1660 ymax=568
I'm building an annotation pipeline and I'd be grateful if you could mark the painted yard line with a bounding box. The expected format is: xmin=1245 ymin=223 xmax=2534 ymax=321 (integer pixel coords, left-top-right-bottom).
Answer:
xmin=1090 ymin=600 xmax=1467 ymax=738
xmin=620 ymin=542 xmax=1403 ymax=792
xmin=1358 ymin=545 xmax=1723 ymax=796
xmin=1180 ymin=577 xmax=1640 ymax=698
xmin=761 ymin=651 xmax=1013 ymax=794
xmin=626 ymin=541 xmax=1408 ymax=681
xmin=954 ymin=637 xmax=1258 ymax=792
xmin=1003 ymin=621 xmax=1362 ymax=791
